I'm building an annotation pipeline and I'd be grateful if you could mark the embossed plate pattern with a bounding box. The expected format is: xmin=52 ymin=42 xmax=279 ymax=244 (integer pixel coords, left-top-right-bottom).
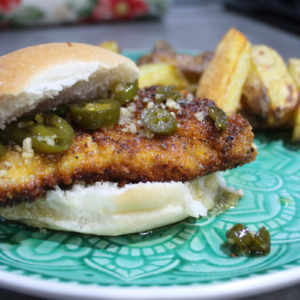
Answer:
xmin=0 ymin=51 xmax=300 ymax=300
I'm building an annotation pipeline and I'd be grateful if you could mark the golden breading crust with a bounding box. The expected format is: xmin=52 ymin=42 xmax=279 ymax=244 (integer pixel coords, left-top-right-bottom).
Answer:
xmin=0 ymin=87 xmax=257 ymax=207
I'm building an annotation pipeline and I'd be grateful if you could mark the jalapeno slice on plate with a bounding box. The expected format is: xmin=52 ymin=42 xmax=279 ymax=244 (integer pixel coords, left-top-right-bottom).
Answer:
xmin=226 ymin=223 xmax=254 ymax=255
xmin=0 ymin=143 xmax=7 ymax=159
xmin=249 ymin=226 xmax=271 ymax=255
xmin=111 ymin=80 xmax=138 ymax=105
xmin=5 ymin=114 xmax=74 ymax=154
xmin=207 ymin=106 xmax=227 ymax=131
xmin=70 ymin=99 xmax=121 ymax=130
xmin=141 ymin=108 xmax=177 ymax=136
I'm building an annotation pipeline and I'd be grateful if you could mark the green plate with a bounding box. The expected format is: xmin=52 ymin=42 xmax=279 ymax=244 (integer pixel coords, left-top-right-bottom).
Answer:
xmin=0 ymin=51 xmax=300 ymax=300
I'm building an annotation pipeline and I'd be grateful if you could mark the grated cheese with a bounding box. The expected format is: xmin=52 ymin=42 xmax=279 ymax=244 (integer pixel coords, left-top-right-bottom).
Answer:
xmin=144 ymin=128 xmax=154 ymax=139
xmin=143 ymin=97 xmax=152 ymax=103
xmin=195 ymin=111 xmax=204 ymax=122
xmin=166 ymin=98 xmax=180 ymax=110
xmin=129 ymin=123 xmax=137 ymax=134
xmin=186 ymin=93 xmax=193 ymax=102
xmin=127 ymin=105 xmax=136 ymax=113
xmin=147 ymin=102 xmax=154 ymax=109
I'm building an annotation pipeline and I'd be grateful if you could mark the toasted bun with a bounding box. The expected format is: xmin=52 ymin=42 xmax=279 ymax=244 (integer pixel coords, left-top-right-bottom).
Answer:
xmin=0 ymin=173 xmax=243 ymax=236
xmin=0 ymin=43 xmax=139 ymax=129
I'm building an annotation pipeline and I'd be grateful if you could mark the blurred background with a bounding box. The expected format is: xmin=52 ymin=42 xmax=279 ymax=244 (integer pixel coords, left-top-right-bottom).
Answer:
xmin=1 ymin=0 xmax=300 ymax=59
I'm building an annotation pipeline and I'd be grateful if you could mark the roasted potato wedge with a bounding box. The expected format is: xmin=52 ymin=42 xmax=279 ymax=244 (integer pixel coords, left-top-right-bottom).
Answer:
xmin=138 ymin=63 xmax=189 ymax=89
xmin=196 ymin=28 xmax=251 ymax=114
xmin=137 ymin=40 xmax=213 ymax=84
xmin=241 ymin=45 xmax=298 ymax=128
xmin=292 ymin=103 xmax=300 ymax=142
xmin=99 ymin=40 xmax=121 ymax=53
xmin=241 ymin=61 xmax=269 ymax=119
xmin=288 ymin=58 xmax=300 ymax=142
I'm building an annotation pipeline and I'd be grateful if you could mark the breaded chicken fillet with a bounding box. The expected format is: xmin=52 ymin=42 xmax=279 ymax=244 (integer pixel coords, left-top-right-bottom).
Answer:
xmin=0 ymin=87 xmax=256 ymax=207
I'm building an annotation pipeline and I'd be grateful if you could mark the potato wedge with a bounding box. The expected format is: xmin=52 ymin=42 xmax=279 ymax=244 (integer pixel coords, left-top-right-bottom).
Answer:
xmin=99 ymin=40 xmax=121 ymax=53
xmin=241 ymin=61 xmax=270 ymax=119
xmin=138 ymin=63 xmax=188 ymax=89
xmin=137 ymin=40 xmax=214 ymax=84
xmin=196 ymin=28 xmax=251 ymax=113
xmin=288 ymin=58 xmax=300 ymax=142
xmin=244 ymin=45 xmax=298 ymax=127
xmin=292 ymin=103 xmax=300 ymax=142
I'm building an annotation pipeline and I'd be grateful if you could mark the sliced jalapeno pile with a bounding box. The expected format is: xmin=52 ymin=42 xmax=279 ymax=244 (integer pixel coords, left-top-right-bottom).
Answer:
xmin=207 ymin=106 xmax=227 ymax=131
xmin=1 ymin=114 xmax=74 ymax=154
xmin=155 ymin=85 xmax=183 ymax=102
xmin=0 ymin=143 xmax=7 ymax=159
xmin=225 ymin=223 xmax=271 ymax=256
xmin=141 ymin=108 xmax=177 ymax=136
xmin=70 ymin=99 xmax=121 ymax=130
xmin=111 ymin=79 xmax=138 ymax=105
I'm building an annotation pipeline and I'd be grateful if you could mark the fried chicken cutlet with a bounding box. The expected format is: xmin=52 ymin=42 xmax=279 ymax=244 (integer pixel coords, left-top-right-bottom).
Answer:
xmin=0 ymin=86 xmax=257 ymax=207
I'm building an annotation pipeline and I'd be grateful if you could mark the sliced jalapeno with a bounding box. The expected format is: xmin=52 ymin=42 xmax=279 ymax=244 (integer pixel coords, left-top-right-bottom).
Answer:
xmin=226 ymin=223 xmax=254 ymax=255
xmin=111 ymin=79 xmax=138 ymax=105
xmin=155 ymin=85 xmax=183 ymax=102
xmin=45 ymin=104 xmax=69 ymax=117
xmin=70 ymin=99 xmax=121 ymax=130
xmin=0 ymin=125 xmax=12 ymax=145
xmin=207 ymin=106 xmax=227 ymax=131
xmin=0 ymin=143 xmax=7 ymax=159
xmin=249 ymin=226 xmax=271 ymax=255
xmin=6 ymin=114 xmax=74 ymax=154
xmin=141 ymin=108 xmax=177 ymax=136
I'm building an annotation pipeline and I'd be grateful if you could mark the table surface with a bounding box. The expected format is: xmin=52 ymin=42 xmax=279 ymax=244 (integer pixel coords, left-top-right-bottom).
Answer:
xmin=1 ymin=1 xmax=300 ymax=300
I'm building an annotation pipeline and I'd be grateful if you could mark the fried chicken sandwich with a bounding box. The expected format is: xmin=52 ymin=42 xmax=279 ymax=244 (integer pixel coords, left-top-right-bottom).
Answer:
xmin=0 ymin=43 xmax=257 ymax=235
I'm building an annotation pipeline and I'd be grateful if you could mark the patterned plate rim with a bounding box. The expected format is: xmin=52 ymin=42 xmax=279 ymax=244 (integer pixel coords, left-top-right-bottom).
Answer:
xmin=1 ymin=266 xmax=300 ymax=300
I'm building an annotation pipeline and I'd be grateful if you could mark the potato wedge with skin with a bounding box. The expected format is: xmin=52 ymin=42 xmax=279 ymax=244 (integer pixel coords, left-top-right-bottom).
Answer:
xmin=241 ymin=61 xmax=270 ymax=119
xmin=292 ymin=103 xmax=300 ymax=142
xmin=138 ymin=63 xmax=188 ymax=89
xmin=196 ymin=28 xmax=251 ymax=114
xmin=288 ymin=58 xmax=300 ymax=142
xmin=248 ymin=45 xmax=298 ymax=127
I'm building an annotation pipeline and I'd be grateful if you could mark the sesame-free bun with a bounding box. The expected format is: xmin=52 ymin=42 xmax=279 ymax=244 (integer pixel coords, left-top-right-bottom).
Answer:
xmin=0 ymin=43 xmax=139 ymax=129
xmin=0 ymin=173 xmax=243 ymax=236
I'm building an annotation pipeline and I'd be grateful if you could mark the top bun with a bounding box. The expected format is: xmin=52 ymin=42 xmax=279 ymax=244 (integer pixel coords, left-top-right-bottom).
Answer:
xmin=0 ymin=43 xmax=139 ymax=129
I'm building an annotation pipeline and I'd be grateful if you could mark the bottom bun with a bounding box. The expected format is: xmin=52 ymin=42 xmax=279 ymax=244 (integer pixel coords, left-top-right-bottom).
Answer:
xmin=0 ymin=172 xmax=243 ymax=236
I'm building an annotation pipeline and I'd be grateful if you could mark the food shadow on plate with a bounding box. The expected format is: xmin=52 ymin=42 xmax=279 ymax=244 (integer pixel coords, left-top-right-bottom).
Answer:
xmin=254 ymin=129 xmax=300 ymax=152
xmin=0 ymin=216 xmax=200 ymax=250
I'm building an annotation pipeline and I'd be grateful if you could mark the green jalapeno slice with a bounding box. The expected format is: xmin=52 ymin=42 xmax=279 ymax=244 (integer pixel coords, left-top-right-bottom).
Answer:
xmin=249 ymin=226 xmax=271 ymax=255
xmin=141 ymin=108 xmax=177 ymax=136
xmin=111 ymin=79 xmax=138 ymax=105
xmin=155 ymin=85 xmax=183 ymax=102
xmin=207 ymin=106 xmax=227 ymax=131
xmin=70 ymin=99 xmax=121 ymax=130
xmin=4 ymin=114 xmax=74 ymax=154
xmin=45 ymin=104 xmax=69 ymax=117
xmin=0 ymin=143 xmax=7 ymax=159
xmin=226 ymin=223 xmax=254 ymax=255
